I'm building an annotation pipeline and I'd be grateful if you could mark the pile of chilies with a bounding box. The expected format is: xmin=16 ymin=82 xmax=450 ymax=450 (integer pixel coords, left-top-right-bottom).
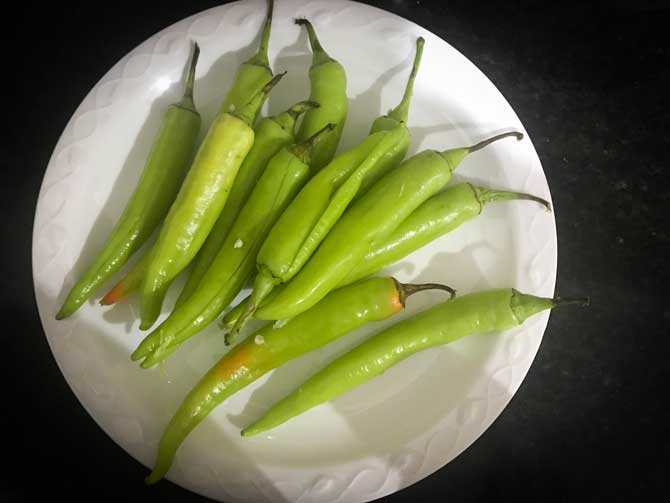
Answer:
xmin=55 ymin=1 xmax=588 ymax=484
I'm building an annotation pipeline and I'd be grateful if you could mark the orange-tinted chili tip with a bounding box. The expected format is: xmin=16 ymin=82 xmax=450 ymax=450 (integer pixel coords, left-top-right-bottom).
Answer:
xmin=100 ymin=283 xmax=127 ymax=305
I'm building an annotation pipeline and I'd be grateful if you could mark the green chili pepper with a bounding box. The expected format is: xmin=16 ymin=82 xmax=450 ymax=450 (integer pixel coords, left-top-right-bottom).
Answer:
xmin=228 ymin=187 xmax=545 ymax=326
xmin=175 ymin=100 xmax=319 ymax=306
xmin=132 ymin=124 xmax=336 ymax=367
xmin=100 ymin=101 xmax=319 ymax=307
xmin=102 ymin=2 xmax=278 ymax=312
xmin=219 ymin=0 xmax=275 ymax=116
xmin=255 ymin=132 xmax=523 ymax=321
xmin=145 ymin=276 xmax=454 ymax=484
xmin=229 ymin=38 xmax=426 ymax=339
xmin=138 ymin=72 xmax=285 ymax=330
xmin=242 ymin=289 xmax=590 ymax=436
xmin=341 ymin=183 xmax=552 ymax=284
xmin=294 ymin=18 xmax=347 ymax=170
xmin=219 ymin=182 xmax=549 ymax=331
xmin=55 ymin=44 xmax=202 ymax=320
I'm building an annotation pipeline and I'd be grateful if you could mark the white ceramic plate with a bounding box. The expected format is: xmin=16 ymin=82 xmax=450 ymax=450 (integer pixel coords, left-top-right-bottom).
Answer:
xmin=32 ymin=1 xmax=557 ymax=501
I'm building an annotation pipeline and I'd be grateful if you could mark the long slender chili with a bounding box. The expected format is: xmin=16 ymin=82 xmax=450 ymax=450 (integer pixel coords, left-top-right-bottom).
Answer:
xmin=138 ymin=73 xmax=284 ymax=330
xmin=175 ymin=100 xmax=319 ymax=306
xmin=56 ymin=43 xmax=202 ymax=319
xmin=341 ymin=183 xmax=552 ymax=284
xmin=219 ymin=182 xmax=549 ymax=332
xmin=294 ymin=18 xmax=348 ymax=170
xmin=242 ymin=289 xmax=590 ymax=436
xmin=132 ymin=124 xmax=336 ymax=367
xmin=145 ymin=277 xmax=454 ymax=484
xmin=255 ymin=132 xmax=523 ymax=321
xmin=229 ymin=37 xmax=426 ymax=340
xmin=100 ymin=101 xmax=319 ymax=307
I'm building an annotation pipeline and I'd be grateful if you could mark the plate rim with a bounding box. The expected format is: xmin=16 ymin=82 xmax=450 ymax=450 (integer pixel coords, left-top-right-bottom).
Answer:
xmin=31 ymin=0 xmax=558 ymax=501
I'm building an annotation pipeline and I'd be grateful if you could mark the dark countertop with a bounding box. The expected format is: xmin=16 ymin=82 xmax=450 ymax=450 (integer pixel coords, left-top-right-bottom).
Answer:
xmin=5 ymin=0 xmax=668 ymax=501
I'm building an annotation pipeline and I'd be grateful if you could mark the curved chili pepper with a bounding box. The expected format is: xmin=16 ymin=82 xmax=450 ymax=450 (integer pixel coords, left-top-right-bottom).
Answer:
xmin=294 ymin=18 xmax=347 ymax=170
xmin=55 ymin=43 xmax=202 ymax=320
xmin=230 ymin=37 xmax=425 ymax=339
xmin=219 ymin=0 xmax=275 ymax=115
xmin=132 ymin=124 xmax=336 ymax=367
xmin=138 ymin=72 xmax=284 ymax=330
xmin=255 ymin=132 xmax=523 ymax=321
xmin=242 ymin=289 xmax=590 ymax=436
xmin=219 ymin=182 xmax=549 ymax=331
xmin=145 ymin=276 xmax=455 ymax=484
xmin=100 ymin=101 xmax=319 ymax=307
xmin=175 ymin=100 xmax=319 ymax=306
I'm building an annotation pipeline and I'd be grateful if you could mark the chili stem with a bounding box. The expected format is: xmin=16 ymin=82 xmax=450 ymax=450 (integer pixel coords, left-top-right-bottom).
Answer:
xmin=289 ymin=123 xmax=336 ymax=164
xmin=475 ymin=186 xmax=551 ymax=211
xmin=295 ymin=18 xmax=332 ymax=66
xmin=468 ymin=131 xmax=523 ymax=153
xmin=554 ymin=296 xmax=591 ymax=308
xmin=387 ymin=37 xmax=425 ymax=124
xmin=234 ymin=71 xmax=286 ymax=126
xmin=183 ymin=42 xmax=200 ymax=102
xmin=246 ymin=0 xmax=274 ymax=69
xmin=397 ymin=281 xmax=456 ymax=306
xmin=287 ymin=100 xmax=320 ymax=120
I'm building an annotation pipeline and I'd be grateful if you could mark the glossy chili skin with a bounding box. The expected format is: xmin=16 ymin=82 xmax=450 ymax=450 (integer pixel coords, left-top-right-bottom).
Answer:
xmin=169 ymin=0 xmax=275 ymax=308
xmin=294 ymin=18 xmax=347 ymax=171
xmin=260 ymin=37 xmax=424 ymax=282
xmin=254 ymin=151 xmax=458 ymax=321
xmin=220 ymin=180 xmax=547 ymax=331
xmin=341 ymin=183 xmax=551 ymax=284
xmin=247 ymin=126 xmax=408 ymax=316
xmin=232 ymin=38 xmax=426 ymax=336
xmin=132 ymin=125 xmax=335 ymax=367
xmin=138 ymin=73 xmax=284 ymax=330
xmin=100 ymin=101 xmax=318 ymax=306
xmin=175 ymin=101 xmax=318 ymax=306
xmin=255 ymin=132 xmax=523 ymax=321
xmin=219 ymin=0 xmax=274 ymax=116
xmin=242 ymin=289 xmax=589 ymax=436
xmin=145 ymin=276 xmax=454 ymax=484
xmin=55 ymin=44 xmax=202 ymax=320
xmin=222 ymin=181 xmax=476 ymax=328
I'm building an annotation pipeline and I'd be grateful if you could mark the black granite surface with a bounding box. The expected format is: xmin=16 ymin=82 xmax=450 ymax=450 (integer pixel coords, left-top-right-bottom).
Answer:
xmin=5 ymin=0 xmax=668 ymax=501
